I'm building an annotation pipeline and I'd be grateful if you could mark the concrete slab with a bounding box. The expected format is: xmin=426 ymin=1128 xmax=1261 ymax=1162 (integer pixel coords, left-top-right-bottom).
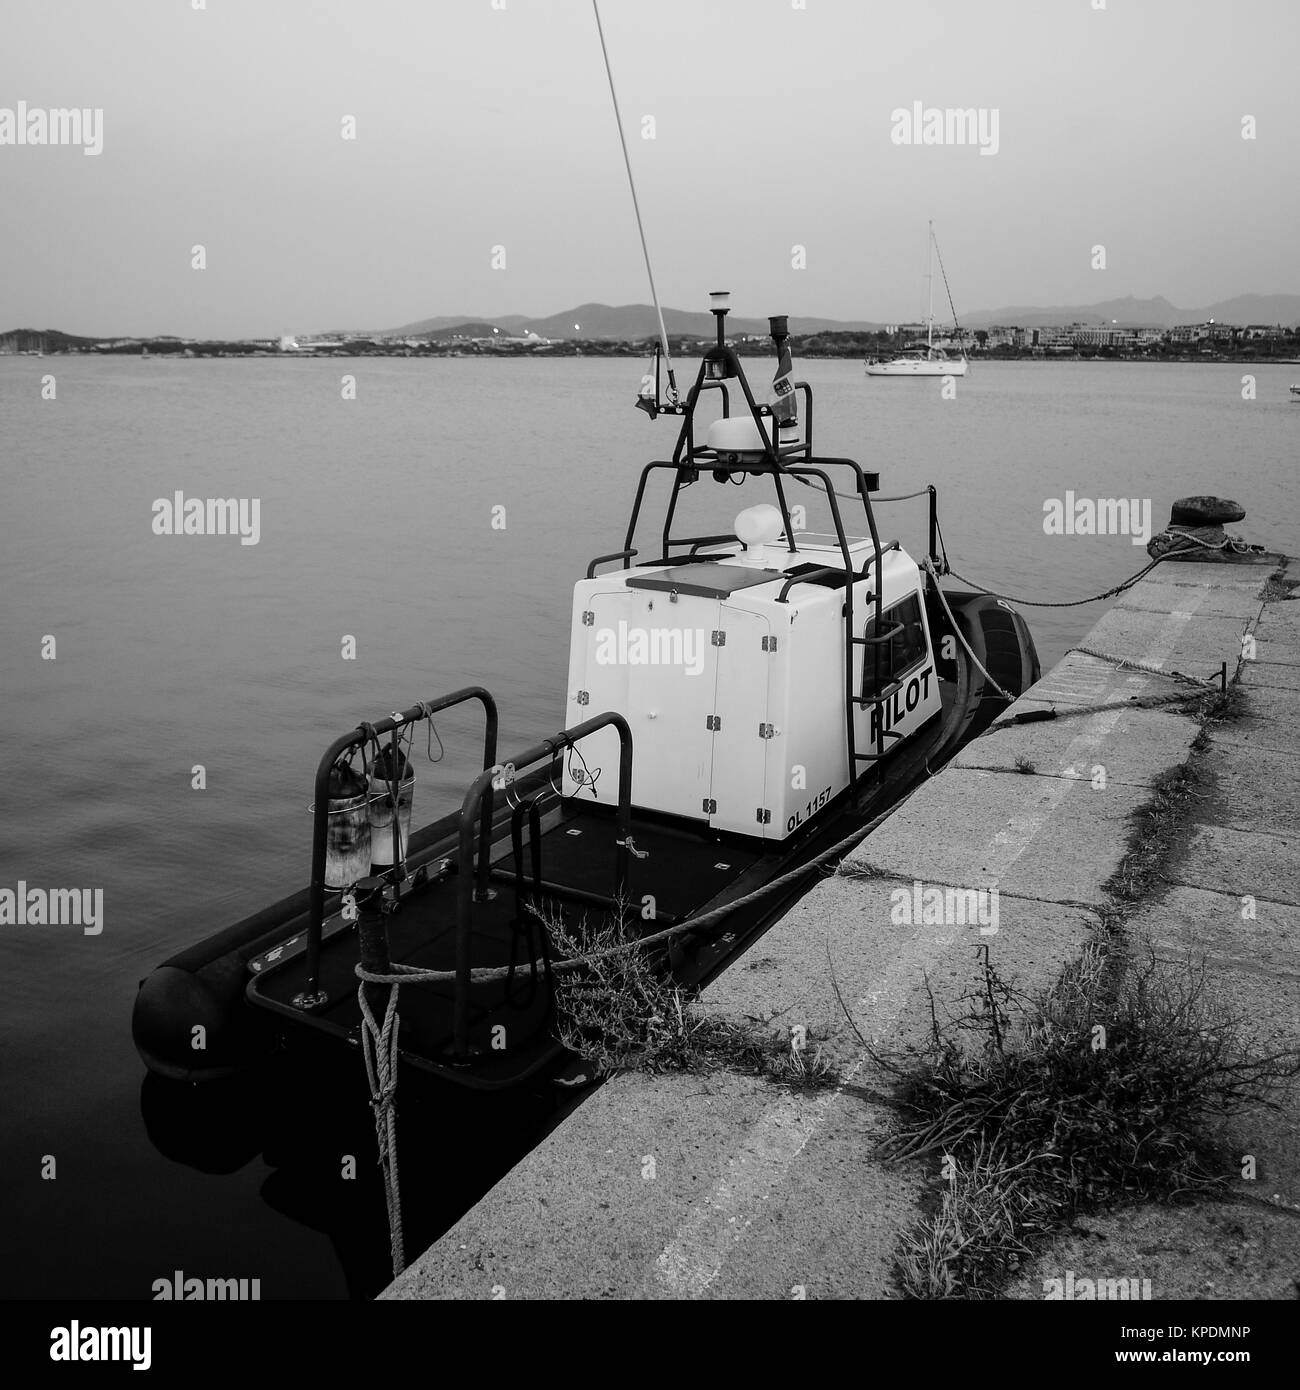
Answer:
xmin=1145 ymin=564 xmax=1277 ymax=592
xmin=1010 ymin=881 xmax=1300 ymax=1302
xmin=1026 ymin=652 xmax=1167 ymax=708
xmin=380 ymin=1071 xmax=787 ymax=1299
xmin=1254 ymin=636 xmax=1300 ymax=669
xmin=1115 ymin=578 xmax=1265 ymax=621
xmin=1005 ymin=1203 xmax=1300 ymax=1301
xmin=1082 ymin=604 xmax=1253 ymax=676
xmin=1241 ymin=660 xmax=1300 ymax=691
xmin=686 ymin=1092 xmax=914 ymax=1300
xmin=1126 ymin=885 xmax=1300 ymax=988
xmin=954 ymin=709 xmax=1199 ymax=787
xmin=1021 ymin=612 xmax=1247 ymax=710
xmin=381 ymin=1063 xmax=923 ymax=1301
xmin=1141 ymin=871 xmax=1300 ymax=1212
xmin=701 ymin=875 xmax=1095 ymax=1063
xmin=1197 ymin=739 xmax=1300 ymax=835
xmin=1208 ymin=714 xmax=1299 ymax=756
xmin=843 ymin=766 xmax=1166 ymax=907
xmin=1230 ymin=682 xmax=1300 ymax=723
xmin=1170 ymin=824 xmax=1300 ymax=909
xmin=1253 ymin=600 xmax=1300 ymax=656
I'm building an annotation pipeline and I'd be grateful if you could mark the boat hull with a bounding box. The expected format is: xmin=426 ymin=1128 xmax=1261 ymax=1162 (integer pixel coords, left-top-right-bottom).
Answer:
xmin=132 ymin=585 xmax=1039 ymax=1091
xmin=865 ymin=359 xmax=969 ymax=377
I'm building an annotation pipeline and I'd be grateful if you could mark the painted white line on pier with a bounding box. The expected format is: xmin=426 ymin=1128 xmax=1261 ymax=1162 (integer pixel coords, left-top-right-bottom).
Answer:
xmin=985 ymin=599 xmax=1206 ymax=882
xmin=652 ymin=1081 xmax=856 ymax=1296
xmin=651 ymin=598 xmax=1207 ymax=1297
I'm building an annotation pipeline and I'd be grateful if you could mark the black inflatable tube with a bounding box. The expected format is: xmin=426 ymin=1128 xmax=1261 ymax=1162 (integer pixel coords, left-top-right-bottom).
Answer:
xmin=133 ymin=767 xmax=552 ymax=1081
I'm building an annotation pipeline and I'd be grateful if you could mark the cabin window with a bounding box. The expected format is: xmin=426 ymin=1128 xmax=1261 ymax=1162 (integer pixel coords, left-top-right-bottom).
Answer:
xmin=860 ymin=593 xmax=928 ymax=697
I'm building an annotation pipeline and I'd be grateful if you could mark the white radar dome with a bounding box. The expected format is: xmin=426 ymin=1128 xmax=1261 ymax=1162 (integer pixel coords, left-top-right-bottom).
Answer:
xmin=705 ymin=415 xmax=775 ymax=462
xmin=734 ymin=504 xmax=785 ymax=562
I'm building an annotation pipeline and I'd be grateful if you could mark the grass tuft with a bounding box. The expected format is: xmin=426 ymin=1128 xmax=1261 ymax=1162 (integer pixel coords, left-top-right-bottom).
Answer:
xmin=546 ymin=909 xmax=838 ymax=1087
xmin=1103 ymin=763 xmax=1206 ymax=902
xmin=859 ymin=944 xmax=1300 ymax=1298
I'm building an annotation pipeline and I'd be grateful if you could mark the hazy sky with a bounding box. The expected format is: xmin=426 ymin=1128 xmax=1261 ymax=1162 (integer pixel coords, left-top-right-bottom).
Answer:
xmin=2 ymin=0 xmax=1296 ymax=337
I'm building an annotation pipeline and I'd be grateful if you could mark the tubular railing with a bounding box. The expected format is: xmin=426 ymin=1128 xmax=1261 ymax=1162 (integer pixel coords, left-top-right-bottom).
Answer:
xmin=450 ymin=711 xmax=634 ymax=1054
xmin=297 ymin=687 xmax=498 ymax=1008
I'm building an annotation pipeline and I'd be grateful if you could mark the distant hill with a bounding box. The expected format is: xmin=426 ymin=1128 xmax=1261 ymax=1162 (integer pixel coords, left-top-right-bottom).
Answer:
xmin=11 ymin=290 xmax=1297 ymax=351
xmin=963 ymin=293 xmax=1300 ymax=328
xmin=382 ymin=296 xmax=1300 ymax=340
xmin=379 ymin=303 xmax=886 ymax=341
xmin=0 ymin=327 xmax=104 ymax=350
xmin=385 ymin=313 xmax=531 ymax=337
xmin=415 ymin=321 xmax=512 ymax=341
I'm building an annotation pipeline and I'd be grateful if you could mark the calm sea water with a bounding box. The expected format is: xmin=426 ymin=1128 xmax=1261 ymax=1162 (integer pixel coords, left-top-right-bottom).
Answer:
xmin=1 ymin=355 xmax=1296 ymax=1298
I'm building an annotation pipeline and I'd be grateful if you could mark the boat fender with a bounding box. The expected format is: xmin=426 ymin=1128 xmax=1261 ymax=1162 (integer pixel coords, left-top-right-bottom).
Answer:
xmin=132 ymin=952 xmax=273 ymax=1083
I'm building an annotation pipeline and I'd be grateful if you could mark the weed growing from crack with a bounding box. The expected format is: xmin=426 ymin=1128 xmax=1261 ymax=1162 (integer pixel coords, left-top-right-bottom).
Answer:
xmin=844 ymin=943 xmax=1300 ymax=1298
xmin=545 ymin=909 xmax=838 ymax=1086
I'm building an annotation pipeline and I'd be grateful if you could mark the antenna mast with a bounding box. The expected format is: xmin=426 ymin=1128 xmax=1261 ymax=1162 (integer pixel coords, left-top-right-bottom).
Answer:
xmin=592 ymin=0 xmax=677 ymax=402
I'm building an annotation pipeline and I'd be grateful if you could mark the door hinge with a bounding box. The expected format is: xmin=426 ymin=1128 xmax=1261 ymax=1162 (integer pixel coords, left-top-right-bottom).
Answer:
xmin=758 ymin=723 xmax=775 ymax=739
xmin=706 ymin=714 xmax=722 ymax=731
xmin=756 ymin=808 xmax=771 ymax=825
xmin=711 ymin=630 xmax=727 ymax=647
xmin=761 ymin=635 xmax=778 ymax=652
xmin=581 ymin=610 xmax=594 ymax=626
xmin=576 ymin=690 xmax=589 ymax=706
xmin=702 ymin=797 xmax=717 ymax=814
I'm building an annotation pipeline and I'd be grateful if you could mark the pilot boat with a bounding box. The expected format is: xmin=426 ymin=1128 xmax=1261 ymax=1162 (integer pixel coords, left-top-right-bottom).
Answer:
xmin=132 ymin=297 xmax=1039 ymax=1091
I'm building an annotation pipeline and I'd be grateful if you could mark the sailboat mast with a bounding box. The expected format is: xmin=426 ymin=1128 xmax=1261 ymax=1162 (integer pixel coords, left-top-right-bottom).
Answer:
xmin=927 ymin=220 xmax=934 ymax=352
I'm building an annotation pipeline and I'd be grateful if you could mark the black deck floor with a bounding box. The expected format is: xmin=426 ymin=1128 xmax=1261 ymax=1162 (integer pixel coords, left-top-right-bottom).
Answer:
xmin=249 ymin=804 xmax=762 ymax=1085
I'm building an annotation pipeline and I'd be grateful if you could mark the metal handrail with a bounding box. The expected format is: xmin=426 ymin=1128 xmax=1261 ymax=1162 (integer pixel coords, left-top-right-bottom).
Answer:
xmin=298 ymin=686 xmax=498 ymax=1007
xmin=451 ymin=711 xmax=634 ymax=1054
xmin=587 ymin=549 xmax=638 ymax=579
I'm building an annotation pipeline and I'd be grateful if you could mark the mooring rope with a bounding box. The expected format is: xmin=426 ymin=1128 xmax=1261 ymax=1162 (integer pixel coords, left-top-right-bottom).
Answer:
xmin=1147 ymin=527 xmax=1268 ymax=559
xmin=979 ymin=686 xmax=1222 ymax=736
xmin=947 ymin=530 xmax=1267 ymax=609
xmin=1066 ymin=644 xmax=1220 ymax=689
xmin=354 ymin=780 xmax=932 ymax=994
xmin=351 ymin=773 xmax=934 ymax=1277
xmin=921 ymin=557 xmax=1016 ymax=702
xmin=945 ymin=552 xmax=1172 ymax=609
xmin=357 ymin=983 xmax=405 ymax=1276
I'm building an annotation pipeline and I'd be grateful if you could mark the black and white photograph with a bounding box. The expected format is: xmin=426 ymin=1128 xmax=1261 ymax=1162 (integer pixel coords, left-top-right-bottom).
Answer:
xmin=1 ymin=0 xmax=1296 ymax=1357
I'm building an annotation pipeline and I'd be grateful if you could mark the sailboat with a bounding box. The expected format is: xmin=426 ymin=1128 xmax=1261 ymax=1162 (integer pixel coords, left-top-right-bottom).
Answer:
xmin=866 ymin=222 xmax=969 ymax=377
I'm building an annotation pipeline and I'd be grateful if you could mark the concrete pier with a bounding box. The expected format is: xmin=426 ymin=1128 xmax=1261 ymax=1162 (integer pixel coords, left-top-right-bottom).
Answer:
xmin=383 ymin=555 xmax=1297 ymax=1300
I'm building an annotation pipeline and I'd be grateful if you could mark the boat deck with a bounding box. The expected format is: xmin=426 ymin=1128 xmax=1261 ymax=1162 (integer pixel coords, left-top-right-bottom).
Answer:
xmin=248 ymin=802 xmax=764 ymax=1088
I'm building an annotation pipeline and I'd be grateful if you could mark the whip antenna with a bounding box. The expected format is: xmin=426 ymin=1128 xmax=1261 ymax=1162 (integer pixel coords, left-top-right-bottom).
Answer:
xmin=592 ymin=0 xmax=677 ymax=404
